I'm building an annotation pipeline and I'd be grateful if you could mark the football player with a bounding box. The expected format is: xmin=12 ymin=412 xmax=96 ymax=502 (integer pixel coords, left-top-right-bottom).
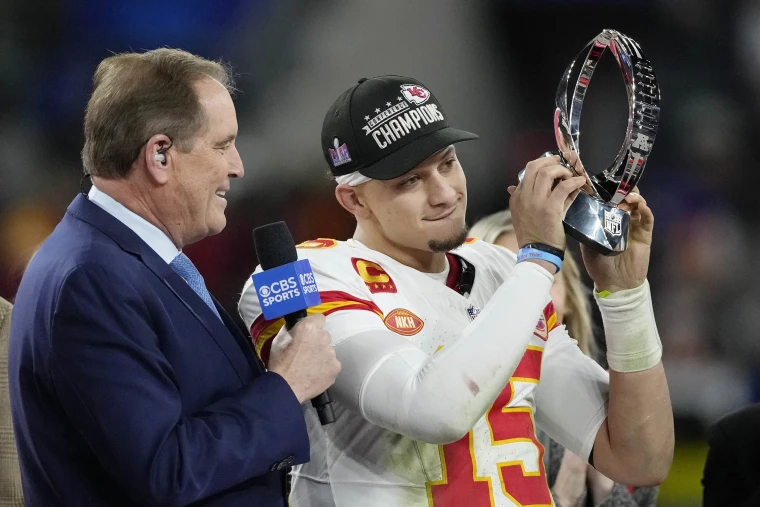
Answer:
xmin=239 ymin=76 xmax=673 ymax=507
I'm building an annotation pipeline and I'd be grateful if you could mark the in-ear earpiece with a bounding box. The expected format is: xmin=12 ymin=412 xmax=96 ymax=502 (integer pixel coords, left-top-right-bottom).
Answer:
xmin=154 ymin=139 xmax=172 ymax=165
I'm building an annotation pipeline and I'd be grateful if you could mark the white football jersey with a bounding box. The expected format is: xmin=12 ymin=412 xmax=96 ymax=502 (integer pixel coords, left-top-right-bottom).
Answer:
xmin=239 ymin=238 xmax=608 ymax=507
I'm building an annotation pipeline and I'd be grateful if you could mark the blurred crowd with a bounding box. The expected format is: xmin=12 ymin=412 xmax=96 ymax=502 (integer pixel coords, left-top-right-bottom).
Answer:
xmin=1 ymin=2 xmax=759 ymax=502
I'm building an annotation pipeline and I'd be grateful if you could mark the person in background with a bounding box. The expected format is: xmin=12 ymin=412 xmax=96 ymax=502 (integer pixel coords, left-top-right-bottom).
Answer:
xmin=702 ymin=403 xmax=760 ymax=507
xmin=0 ymin=296 xmax=23 ymax=506
xmin=470 ymin=209 xmax=658 ymax=507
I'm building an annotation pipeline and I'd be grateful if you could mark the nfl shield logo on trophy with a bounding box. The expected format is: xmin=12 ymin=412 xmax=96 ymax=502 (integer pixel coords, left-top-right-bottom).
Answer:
xmin=603 ymin=209 xmax=622 ymax=236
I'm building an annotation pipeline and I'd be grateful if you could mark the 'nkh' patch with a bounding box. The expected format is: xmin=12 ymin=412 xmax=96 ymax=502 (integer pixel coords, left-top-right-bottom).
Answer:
xmin=384 ymin=308 xmax=424 ymax=336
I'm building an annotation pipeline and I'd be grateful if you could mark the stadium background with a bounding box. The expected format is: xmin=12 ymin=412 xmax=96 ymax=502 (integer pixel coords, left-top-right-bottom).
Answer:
xmin=1 ymin=1 xmax=756 ymax=505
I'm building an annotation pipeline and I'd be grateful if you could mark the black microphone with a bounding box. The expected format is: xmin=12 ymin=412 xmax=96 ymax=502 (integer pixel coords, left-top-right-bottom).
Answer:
xmin=253 ymin=222 xmax=336 ymax=425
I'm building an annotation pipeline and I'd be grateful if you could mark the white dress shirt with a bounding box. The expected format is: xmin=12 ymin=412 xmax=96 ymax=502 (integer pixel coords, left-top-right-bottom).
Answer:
xmin=88 ymin=185 xmax=180 ymax=264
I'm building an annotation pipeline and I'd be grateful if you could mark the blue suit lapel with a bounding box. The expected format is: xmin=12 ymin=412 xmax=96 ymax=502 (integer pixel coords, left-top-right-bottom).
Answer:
xmin=66 ymin=194 xmax=262 ymax=380
xmin=214 ymin=298 xmax=265 ymax=374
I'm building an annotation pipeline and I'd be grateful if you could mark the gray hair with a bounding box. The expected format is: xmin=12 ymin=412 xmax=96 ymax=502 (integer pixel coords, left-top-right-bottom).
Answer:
xmin=82 ymin=48 xmax=235 ymax=179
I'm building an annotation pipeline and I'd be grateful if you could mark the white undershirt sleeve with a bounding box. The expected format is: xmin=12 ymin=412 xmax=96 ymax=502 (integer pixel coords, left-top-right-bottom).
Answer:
xmin=534 ymin=326 xmax=609 ymax=461
xmin=328 ymin=261 xmax=554 ymax=445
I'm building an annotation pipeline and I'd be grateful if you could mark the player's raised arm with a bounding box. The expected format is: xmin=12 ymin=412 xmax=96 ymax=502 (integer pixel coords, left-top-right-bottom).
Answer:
xmin=325 ymin=155 xmax=585 ymax=443
xmin=579 ymin=189 xmax=673 ymax=486
xmin=329 ymin=260 xmax=554 ymax=444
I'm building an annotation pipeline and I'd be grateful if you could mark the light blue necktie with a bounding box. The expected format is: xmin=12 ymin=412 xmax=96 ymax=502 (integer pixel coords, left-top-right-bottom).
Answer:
xmin=170 ymin=253 xmax=221 ymax=320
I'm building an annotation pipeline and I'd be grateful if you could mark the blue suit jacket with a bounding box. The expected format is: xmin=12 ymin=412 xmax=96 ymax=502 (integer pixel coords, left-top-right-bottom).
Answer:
xmin=8 ymin=194 xmax=309 ymax=506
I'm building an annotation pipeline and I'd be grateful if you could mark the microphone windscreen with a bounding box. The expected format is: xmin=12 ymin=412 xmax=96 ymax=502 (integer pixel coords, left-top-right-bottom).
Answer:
xmin=254 ymin=222 xmax=298 ymax=270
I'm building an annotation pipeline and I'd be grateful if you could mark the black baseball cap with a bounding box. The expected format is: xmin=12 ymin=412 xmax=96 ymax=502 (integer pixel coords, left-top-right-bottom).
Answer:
xmin=321 ymin=75 xmax=479 ymax=180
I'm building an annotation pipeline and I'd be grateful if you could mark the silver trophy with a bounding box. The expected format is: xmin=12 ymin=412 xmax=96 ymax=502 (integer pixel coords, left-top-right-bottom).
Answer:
xmin=522 ymin=29 xmax=660 ymax=255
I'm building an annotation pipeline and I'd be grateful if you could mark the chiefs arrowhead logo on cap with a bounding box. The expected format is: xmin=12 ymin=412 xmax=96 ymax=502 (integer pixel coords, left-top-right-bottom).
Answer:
xmin=384 ymin=308 xmax=424 ymax=336
xmin=400 ymin=84 xmax=430 ymax=105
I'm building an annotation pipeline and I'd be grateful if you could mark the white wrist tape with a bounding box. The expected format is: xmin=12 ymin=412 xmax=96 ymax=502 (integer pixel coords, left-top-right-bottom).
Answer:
xmin=595 ymin=280 xmax=662 ymax=373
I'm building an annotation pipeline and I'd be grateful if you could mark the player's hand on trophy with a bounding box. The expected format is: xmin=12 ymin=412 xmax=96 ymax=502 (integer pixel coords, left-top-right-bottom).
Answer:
xmin=581 ymin=188 xmax=654 ymax=293
xmin=508 ymin=152 xmax=587 ymax=252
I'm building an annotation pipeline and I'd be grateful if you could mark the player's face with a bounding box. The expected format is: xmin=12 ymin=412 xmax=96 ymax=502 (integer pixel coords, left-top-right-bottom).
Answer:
xmin=170 ymin=77 xmax=243 ymax=244
xmin=361 ymin=145 xmax=468 ymax=253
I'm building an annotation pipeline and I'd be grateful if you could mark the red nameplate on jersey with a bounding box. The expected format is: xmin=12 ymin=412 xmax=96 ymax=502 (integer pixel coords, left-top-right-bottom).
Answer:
xmin=351 ymin=258 xmax=398 ymax=294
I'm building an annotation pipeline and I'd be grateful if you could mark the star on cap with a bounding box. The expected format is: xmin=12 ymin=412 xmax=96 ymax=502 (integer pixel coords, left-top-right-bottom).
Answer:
xmin=364 ymin=115 xmax=370 ymax=120
xmin=375 ymin=108 xmax=380 ymax=113
xmin=386 ymin=102 xmax=391 ymax=107
xmin=397 ymin=96 xmax=403 ymax=101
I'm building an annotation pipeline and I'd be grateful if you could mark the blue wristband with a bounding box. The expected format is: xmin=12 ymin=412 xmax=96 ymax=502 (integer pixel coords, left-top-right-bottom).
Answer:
xmin=516 ymin=247 xmax=562 ymax=273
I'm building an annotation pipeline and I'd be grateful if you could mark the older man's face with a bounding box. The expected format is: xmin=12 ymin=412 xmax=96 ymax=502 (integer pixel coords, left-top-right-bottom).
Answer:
xmin=170 ymin=77 xmax=243 ymax=244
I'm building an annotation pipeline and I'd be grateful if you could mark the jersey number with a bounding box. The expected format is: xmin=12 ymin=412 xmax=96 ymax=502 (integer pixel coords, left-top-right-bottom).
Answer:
xmin=427 ymin=347 xmax=552 ymax=507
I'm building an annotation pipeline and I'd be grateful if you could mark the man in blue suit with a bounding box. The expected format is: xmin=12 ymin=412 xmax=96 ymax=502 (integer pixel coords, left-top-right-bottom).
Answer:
xmin=8 ymin=48 xmax=340 ymax=506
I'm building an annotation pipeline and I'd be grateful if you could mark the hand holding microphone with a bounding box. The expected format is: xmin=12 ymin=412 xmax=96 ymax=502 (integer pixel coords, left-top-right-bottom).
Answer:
xmin=252 ymin=222 xmax=339 ymax=425
xmin=268 ymin=315 xmax=340 ymax=407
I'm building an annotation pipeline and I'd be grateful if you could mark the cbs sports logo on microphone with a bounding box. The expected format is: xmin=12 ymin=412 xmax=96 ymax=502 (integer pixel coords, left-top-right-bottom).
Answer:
xmin=252 ymin=259 xmax=322 ymax=320
xmin=258 ymin=271 xmax=318 ymax=306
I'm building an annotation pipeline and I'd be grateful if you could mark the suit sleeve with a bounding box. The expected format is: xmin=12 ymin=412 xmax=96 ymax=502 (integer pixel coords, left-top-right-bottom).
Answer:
xmin=49 ymin=263 xmax=308 ymax=507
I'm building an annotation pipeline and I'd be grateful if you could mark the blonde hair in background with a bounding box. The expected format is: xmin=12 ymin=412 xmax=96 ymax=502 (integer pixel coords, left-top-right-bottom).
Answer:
xmin=82 ymin=48 xmax=234 ymax=179
xmin=469 ymin=210 xmax=596 ymax=358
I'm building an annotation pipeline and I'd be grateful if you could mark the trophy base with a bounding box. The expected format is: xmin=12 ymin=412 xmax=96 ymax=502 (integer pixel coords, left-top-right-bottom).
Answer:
xmin=563 ymin=191 xmax=629 ymax=256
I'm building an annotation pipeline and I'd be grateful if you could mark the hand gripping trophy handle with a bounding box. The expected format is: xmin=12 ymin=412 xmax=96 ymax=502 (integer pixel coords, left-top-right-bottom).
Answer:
xmin=550 ymin=29 xmax=660 ymax=255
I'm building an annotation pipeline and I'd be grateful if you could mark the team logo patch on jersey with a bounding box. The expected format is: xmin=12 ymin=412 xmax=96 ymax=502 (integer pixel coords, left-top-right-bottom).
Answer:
xmin=297 ymin=238 xmax=338 ymax=249
xmin=466 ymin=305 xmax=481 ymax=321
xmin=351 ymin=258 xmax=397 ymax=293
xmin=464 ymin=237 xmax=478 ymax=244
xmin=400 ymin=84 xmax=430 ymax=105
xmin=384 ymin=308 xmax=424 ymax=336
xmin=533 ymin=301 xmax=559 ymax=341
